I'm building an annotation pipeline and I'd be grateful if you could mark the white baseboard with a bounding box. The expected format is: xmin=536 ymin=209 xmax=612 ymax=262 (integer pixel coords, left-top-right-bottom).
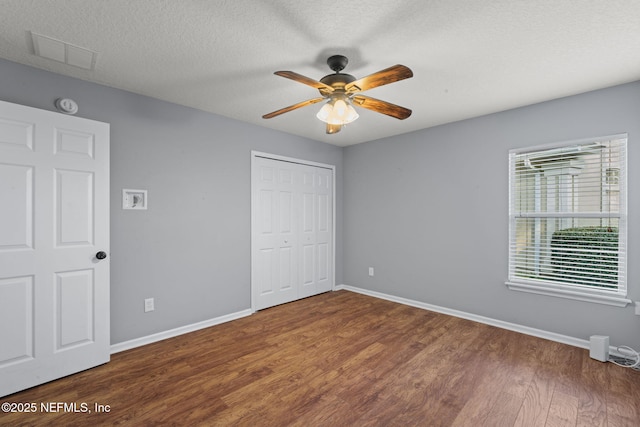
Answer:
xmin=110 ymin=287 xmax=622 ymax=358
xmin=110 ymin=308 xmax=253 ymax=354
xmin=335 ymin=284 xmax=590 ymax=350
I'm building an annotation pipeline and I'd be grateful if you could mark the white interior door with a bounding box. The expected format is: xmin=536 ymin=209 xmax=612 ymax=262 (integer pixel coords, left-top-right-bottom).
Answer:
xmin=252 ymin=154 xmax=334 ymax=311
xmin=0 ymin=100 xmax=110 ymax=397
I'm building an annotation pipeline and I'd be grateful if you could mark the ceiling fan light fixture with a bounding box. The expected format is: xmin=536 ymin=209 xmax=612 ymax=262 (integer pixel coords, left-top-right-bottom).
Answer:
xmin=263 ymin=56 xmax=413 ymax=133
xmin=316 ymin=95 xmax=359 ymax=125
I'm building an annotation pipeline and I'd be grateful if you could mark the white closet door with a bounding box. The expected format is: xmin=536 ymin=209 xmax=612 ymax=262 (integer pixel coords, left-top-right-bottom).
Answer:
xmin=253 ymin=157 xmax=299 ymax=309
xmin=299 ymin=166 xmax=332 ymax=298
xmin=315 ymin=167 xmax=333 ymax=293
xmin=0 ymin=100 xmax=110 ymax=397
xmin=252 ymin=154 xmax=333 ymax=311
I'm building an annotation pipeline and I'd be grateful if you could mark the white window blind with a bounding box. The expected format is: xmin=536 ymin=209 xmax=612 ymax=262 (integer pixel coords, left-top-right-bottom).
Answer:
xmin=507 ymin=135 xmax=628 ymax=306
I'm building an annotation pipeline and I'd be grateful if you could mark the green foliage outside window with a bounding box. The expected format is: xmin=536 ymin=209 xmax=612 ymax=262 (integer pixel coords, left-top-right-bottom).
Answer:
xmin=550 ymin=226 xmax=619 ymax=288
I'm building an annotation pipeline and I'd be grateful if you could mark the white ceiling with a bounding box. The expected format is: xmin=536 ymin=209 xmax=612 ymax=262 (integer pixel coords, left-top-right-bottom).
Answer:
xmin=1 ymin=1 xmax=640 ymax=147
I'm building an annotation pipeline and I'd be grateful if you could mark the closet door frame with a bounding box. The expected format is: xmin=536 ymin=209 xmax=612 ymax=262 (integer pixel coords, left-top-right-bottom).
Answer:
xmin=250 ymin=151 xmax=336 ymax=312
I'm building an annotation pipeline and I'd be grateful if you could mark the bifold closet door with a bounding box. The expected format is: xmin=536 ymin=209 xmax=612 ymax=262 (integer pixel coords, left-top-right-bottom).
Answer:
xmin=252 ymin=156 xmax=333 ymax=310
xmin=253 ymin=157 xmax=299 ymax=309
xmin=298 ymin=165 xmax=332 ymax=299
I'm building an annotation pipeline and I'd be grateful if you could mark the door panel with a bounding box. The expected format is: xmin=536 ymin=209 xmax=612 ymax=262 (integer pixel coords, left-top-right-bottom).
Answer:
xmin=279 ymin=192 xmax=292 ymax=232
xmin=0 ymin=164 xmax=33 ymax=250
xmin=55 ymin=269 xmax=94 ymax=350
xmin=55 ymin=169 xmax=94 ymax=246
xmin=259 ymin=189 xmax=274 ymax=233
xmin=318 ymin=194 xmax=329 ymax=232
xmin=257 ymin=248 xmax=274 ymax=295
xmin=318 ymin=243 xmax=329 ymax=282
xmin=302 ymin=244 xmax=315 ymax=286
xmin=279 ymin=246 xmax=293 ymax=290
xmin=0 ymin=100 xmax=109 ymax=397
xmin=55 ymin=128 xmax=95 ymax=158
xmin=0 ymin=276 xmax=34 ymax=366
xmin=0 ymin=117 xmax=34 ymax=150
xmin=302 ymin=192 xmax=314 ymax=232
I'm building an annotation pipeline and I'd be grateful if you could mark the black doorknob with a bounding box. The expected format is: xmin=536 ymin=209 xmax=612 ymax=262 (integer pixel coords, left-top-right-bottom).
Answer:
xmin=96 ymin=251 xmax=107 ymax=260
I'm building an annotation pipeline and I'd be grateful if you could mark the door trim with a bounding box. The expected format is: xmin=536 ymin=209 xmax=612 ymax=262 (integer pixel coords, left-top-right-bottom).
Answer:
xmin=250 ymin=151 xmax=336 ymax=312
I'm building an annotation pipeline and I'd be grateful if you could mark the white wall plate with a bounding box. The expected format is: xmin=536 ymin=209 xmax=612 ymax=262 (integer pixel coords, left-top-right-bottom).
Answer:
xmin=122 ymin=189 xmax=147 ymax=210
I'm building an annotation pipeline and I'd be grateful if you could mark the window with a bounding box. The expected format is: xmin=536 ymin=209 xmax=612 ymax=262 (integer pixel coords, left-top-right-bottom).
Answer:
xmin=507 ymin=135 xmax=629 ymax=307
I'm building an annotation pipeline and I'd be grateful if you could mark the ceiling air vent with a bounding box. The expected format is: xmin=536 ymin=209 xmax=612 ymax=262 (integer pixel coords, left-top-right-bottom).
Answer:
xmin=31 ymin=31 xmax=97 ymax=70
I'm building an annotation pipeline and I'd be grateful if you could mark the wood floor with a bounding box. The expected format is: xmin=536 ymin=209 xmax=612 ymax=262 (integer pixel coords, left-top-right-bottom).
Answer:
xmin=2 ymin=290 xmax=639 ymax=426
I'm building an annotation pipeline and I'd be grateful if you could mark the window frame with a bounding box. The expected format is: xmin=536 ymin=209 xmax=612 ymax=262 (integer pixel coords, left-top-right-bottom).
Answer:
xmin=506 ymin=134 xmax=630 ymax=307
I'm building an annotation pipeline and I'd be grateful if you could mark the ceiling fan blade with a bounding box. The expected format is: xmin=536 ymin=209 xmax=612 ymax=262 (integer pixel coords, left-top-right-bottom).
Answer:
xmin=352 ymin=95 xmax=412 ymax=120
xmin=326 ymin=123 xmax=342 ymax=134
xmin=274 ymin=71 xmax=334 ymax=93
xmin=262 ymin=97 xmax=325 ymax=119
xmin=345 ymin=65 xmax=413 ymax=93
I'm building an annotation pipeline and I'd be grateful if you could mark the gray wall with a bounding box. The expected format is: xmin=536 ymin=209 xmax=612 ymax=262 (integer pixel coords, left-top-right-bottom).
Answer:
xmin=0 ymin=58 xmax=343 ymax=344
xmin=2 ymin=56 xmax=638 ymax=350
xmin=344 ymin=81 xmax=640 ymax=349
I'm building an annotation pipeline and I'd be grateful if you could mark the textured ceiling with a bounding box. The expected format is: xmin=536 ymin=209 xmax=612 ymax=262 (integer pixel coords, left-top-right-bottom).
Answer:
xmin=1 ymin=1 xmax=640 ymax=146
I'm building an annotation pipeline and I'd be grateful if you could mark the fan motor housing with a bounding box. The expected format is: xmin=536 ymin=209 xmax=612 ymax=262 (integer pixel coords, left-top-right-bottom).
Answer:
xmin=319 ymin=73 xmax=356 ymax=90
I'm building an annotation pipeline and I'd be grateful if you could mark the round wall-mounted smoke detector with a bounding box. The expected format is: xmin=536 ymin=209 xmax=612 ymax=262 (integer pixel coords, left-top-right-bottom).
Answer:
xmin=55 ymin=98 xmax=78 ymax=115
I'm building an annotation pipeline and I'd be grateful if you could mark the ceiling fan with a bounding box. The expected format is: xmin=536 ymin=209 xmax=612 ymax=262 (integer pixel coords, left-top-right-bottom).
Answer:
xmin=263 ymin=55 xmax=413 ymax=134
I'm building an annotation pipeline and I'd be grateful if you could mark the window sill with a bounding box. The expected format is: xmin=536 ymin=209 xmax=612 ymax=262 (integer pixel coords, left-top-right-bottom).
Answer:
xmin=506 ymin=281 xmax=631 ymax=307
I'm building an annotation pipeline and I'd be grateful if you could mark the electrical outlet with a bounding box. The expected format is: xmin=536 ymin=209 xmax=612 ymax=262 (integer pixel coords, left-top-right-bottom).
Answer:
xmin=368 ymin=267 xmax=374 ymax=277
xmin=144 ymin=298 xmax=154 ymax=313
xmin=635 ymin=301 xmax=640 ymax=316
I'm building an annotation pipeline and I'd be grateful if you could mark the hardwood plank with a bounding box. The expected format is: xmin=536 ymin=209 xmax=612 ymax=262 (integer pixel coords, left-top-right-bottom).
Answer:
xmin=1 ymin=290 xmax=639 ymax=426
xmin=514 ymin=372 xmax=555 ymax=427
xmin=484 ymin=392 xmax=524 ymax=427
xmin=577 ymin=355 xmax=610 ymax=426
xmin=550 ymin=344 xmax=585 ymax=399
xmin=451 ymin=352 xmax=522 ymax=426
xmin=494 ymin=333 xmax=541 ymax=399
xmin=547 ymin=390 xmax=579 ymax=427
xmin=287 ymin=394 xmax=359 ymax=427
xmin=607 ymin=392 xmax=639 ymax=427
